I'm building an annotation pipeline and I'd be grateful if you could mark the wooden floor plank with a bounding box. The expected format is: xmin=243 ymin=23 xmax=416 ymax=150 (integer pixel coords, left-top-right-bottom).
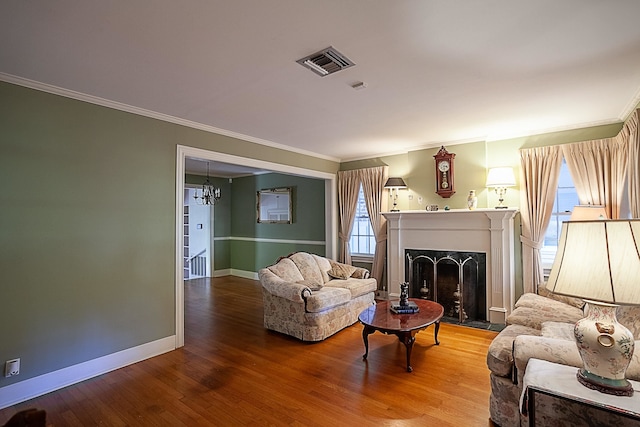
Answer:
xmin=0 ymin=276 xmax=499 ymax=426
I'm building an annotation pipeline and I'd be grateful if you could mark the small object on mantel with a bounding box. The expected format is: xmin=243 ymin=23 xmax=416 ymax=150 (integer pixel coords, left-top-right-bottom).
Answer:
xmin=444 ymin=205 xmax=450 ymax=210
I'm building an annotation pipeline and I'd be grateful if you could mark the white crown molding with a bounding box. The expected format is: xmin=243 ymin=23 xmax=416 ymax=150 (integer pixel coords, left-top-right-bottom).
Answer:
xmin=0 ymin=73 xmax=340 ymax=163
xmin=0 ymin=336 xmax=175 ymax=410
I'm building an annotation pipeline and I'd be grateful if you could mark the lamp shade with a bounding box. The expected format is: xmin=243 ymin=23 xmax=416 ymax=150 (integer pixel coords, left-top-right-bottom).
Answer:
xmin=547 ymin=219 xmax=640 ymax=305
xmin=570 ymin=205 xmax=607 ymax=221
xmin=486 ymin=167 xmax=516 ymax=188
xmin=385 ymin=177 xmax=407 ymax=188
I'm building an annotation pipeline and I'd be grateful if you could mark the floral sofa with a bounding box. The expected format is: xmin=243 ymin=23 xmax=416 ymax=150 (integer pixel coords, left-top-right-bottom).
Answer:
xmin=487 ymin=286 xmax=640 ymax=426
xmin=258 ymin=252 xmax=377 ymax=341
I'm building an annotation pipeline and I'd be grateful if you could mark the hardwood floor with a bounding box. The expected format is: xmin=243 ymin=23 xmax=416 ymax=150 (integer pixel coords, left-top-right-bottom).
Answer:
xmin=0 ymin=277 xmax=499 ymax=426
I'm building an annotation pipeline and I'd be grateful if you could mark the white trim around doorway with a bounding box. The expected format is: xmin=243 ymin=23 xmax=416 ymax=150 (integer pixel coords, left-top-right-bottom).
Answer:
xmin=175 ymin=145 xmax=338 ymax=348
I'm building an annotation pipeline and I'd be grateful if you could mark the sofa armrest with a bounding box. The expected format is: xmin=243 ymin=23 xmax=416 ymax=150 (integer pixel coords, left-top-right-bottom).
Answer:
xmin=512 ymin=335 xmax=582 ymax=385
xmin=259 ymin=269 xmax=310 ymax=303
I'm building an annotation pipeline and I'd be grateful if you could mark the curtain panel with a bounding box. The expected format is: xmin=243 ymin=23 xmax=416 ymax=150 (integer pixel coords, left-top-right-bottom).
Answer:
xmin=337 ymin=170 xmax=361 ymax=264
xmin=627 ymin=109 xmax=640 ymax=217
xmin=561 ymin=138 xmax=629 ymax=219
xmin=359 ymin=166 xmax=389 ymax=286
xmin=519 ymin=146 xmax=563 ymax=294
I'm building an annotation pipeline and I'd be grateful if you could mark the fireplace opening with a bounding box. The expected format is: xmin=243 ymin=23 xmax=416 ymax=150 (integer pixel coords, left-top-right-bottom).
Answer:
xmin=405 ymin=249 xmax=486 ymax=324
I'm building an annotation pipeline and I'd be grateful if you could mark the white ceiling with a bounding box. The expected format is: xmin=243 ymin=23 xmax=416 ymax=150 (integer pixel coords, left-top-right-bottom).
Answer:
xmin=2 ymin=1 xmax=640 ymax=167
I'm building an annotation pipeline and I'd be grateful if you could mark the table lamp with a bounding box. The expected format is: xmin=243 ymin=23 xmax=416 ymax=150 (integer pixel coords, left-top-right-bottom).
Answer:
xmin=570 ymin=205 xmax=607 ymax=220
xmin=546 ymin=219 xmax=640 ymax=396
xmin=385 ymin=177 xmax=407 ymax=212
xmin=486 ymin=167 xmax=516 ymax=209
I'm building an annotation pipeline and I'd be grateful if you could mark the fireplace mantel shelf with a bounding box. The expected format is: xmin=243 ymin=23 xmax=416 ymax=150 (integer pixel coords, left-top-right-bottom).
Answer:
xmin=383 ymin=208 xmax=519 ymax=215
xmin=383 ymin=208 xmax=518 ymax=324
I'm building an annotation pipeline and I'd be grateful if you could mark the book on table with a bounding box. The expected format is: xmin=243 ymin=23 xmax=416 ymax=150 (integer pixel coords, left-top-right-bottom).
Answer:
xmin=390 ymin=301 xmax=420 ymax=314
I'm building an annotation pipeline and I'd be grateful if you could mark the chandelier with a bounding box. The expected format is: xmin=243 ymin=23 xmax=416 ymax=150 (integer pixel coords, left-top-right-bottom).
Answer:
xmin=193 ymin=162 xmax=221 ymax=205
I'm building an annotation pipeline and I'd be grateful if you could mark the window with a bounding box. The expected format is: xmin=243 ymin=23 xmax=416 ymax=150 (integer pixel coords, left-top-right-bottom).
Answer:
xmin=349 ymin=185 xmax=376 ymax=256
xmin=541 ymin=159 xmax=578 ymax=269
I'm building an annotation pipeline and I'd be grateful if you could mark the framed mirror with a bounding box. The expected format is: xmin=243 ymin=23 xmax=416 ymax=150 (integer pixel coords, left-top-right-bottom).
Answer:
xmin=257 ymin=187 xmax=292 ymax=224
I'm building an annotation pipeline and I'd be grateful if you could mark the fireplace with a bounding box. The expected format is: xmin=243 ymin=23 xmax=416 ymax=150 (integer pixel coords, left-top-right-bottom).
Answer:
xmin=405 ymin=249 xmax=486 ymax=324
xmin=383 ymin=208 xmax=518 ymax=324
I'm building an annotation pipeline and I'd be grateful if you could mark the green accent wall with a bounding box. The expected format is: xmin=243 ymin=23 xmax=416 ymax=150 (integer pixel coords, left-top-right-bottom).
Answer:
xmin=0 ymin=81 xmax=337 ymax=387
xmin=233 ymin=173 xmax=326 ymax=270
xmin=186 ymin=172 xmax=326 ymax=272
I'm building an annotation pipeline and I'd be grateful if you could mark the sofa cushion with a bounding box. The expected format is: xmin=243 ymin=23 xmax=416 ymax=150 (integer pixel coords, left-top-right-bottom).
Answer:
xmin=541 ymin=321 xmax=575 ymax=341
xmin=515 ymin=293 xmax=585 ymax=315
xmin=616 ymin=305 xmax=640 ymax=338
xmin=487 ymin=324 xmax=541 ymax=377
xmin=507 ymin=305 xmax=583 ymax=330
xmin=327 ymin=260 xmax=358 ymax=280
xmin=538 ymin=283 xmax=586 ymax=309
xmin=323 ymin=277 xmax=377 ymax=298
xmin=311 ymin=254 xmax=333 ymax=283
xmin=304 ymin=287 xmax=352 ymax=313
xmin=267 ymin=258 xmax=304 ymax=283
xmin=289 ymin=252 xmax=325 ymax=285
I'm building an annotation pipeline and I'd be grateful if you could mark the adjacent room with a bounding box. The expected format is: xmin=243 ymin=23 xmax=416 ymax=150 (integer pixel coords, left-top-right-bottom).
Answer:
xmin=2 ymin=2 xmax=640 ymax=426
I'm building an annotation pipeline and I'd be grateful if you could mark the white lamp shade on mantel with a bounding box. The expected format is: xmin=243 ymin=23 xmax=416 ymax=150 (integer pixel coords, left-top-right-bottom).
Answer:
xmin=486 ymin=167 xmax=516 ymax=209
xmin=485 ymin=167 xmax=516 ymax=188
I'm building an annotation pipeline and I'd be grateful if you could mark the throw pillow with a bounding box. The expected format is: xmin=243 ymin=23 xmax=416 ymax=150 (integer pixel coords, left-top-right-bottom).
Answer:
xmin=327 ymin=260 xmax=358 ymax=280
xmin=297 ymin=279 xmax=323 ymax=291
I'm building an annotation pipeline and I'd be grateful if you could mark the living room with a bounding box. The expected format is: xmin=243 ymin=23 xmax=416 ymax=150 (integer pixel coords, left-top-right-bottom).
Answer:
xmin=2 ymin=2 xmax=640 ymax=426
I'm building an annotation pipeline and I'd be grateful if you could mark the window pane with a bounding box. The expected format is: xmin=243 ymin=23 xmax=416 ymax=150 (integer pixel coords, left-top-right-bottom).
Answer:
xmin=349 ymin=185 xmax=375 ymax=256
xmin=544 ymin=216 xmax=559 ymax=247
xmin=556 ymin=188 xmax=579 ymax=213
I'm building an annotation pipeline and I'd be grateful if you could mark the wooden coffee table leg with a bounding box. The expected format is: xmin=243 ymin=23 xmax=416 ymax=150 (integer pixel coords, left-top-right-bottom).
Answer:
xmin=362 ymin=325 xmax=374 ymax=360
xmin=434 ymin=321 xmax=441 ymax=345
xmin=400 ymin=332 xmax=416 ymax=372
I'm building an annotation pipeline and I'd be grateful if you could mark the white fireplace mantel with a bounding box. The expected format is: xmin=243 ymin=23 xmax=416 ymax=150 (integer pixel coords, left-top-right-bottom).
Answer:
xmin=383 ymin=208 xmax=518 ymax=324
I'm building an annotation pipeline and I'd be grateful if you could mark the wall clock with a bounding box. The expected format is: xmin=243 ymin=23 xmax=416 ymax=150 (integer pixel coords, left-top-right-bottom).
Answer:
xmin=434 ymin=146 xmax=456 ymax=198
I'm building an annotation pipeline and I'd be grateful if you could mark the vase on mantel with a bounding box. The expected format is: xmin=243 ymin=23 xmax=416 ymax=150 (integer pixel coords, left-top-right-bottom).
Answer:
xmin=467 ymin=190 xmax=478 ymax=210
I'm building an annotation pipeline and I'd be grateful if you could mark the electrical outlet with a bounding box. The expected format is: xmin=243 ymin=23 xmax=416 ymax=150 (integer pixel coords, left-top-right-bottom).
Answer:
xmin=418 ymin=196 xmax=423 ymax=205
xmin=5 ymin=359 xmax=20 ymax=377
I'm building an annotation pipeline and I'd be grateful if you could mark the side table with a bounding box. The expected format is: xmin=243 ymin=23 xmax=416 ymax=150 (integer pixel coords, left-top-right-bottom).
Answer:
xmin=521 ymin=358 xmax=640 ymax=426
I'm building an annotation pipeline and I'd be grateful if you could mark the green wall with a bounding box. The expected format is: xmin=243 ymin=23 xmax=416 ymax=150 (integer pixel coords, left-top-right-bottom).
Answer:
xmin=232 ymin=173 xmax=326 ymax=270
xmin=186 ymin=172 xmax=326 ymax=273
xmin=341 ymin=121 xmax=627 ymax=298
xmin=0 ymin=81 xmax=338 ymax=388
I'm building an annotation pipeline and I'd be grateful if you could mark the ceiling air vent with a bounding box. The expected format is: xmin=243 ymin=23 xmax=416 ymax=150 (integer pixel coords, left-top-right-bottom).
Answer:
xmin=297 ymin=46 xmax=355 ymax=77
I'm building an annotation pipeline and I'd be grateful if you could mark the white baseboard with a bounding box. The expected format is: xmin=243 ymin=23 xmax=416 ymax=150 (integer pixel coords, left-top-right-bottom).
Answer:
xmin=0 ymin=335 xmax=176 ymax=410
xmin=231 ymin=269 xmax=259 ymax=280
xmin=212 ymin=269 xmax=258 ymax=280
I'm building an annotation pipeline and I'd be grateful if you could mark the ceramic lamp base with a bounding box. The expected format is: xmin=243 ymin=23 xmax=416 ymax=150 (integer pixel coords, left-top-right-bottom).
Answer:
xmin=574 ymin=300 xmax=635 ymax=396
xmin=577 ymin=368 xmax=634 ymax=396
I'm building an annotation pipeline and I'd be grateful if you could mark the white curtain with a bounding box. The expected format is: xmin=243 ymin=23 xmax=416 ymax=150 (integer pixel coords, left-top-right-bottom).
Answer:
xmin=561 ymin=138 xmax=629 ymax=220
xmin=337 ymin=170 xmax=361 ymax=264
xmin=626 ymin=109 xmax=640 ymax=217
xmin=519 ymin=146 xmax=563 ymax=294
xmin=359 ymin=166 xmax=389 ymax=286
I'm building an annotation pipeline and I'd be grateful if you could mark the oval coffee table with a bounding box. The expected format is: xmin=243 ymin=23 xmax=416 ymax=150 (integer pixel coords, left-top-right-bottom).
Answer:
xmin=358 ymin=299 xmax=444 ymax=372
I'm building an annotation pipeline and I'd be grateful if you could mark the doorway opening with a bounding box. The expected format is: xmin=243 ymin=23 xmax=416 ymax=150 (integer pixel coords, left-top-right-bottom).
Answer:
xmin=183 ymin=187 xmax=212 ymax=280
xmin=175 ymin=145 xmax=338 ymax=348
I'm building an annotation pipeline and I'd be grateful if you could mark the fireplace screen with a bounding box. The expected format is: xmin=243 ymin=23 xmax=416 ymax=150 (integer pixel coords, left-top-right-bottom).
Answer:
xmin=405 ymin=249 xmax=486 ymax=323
